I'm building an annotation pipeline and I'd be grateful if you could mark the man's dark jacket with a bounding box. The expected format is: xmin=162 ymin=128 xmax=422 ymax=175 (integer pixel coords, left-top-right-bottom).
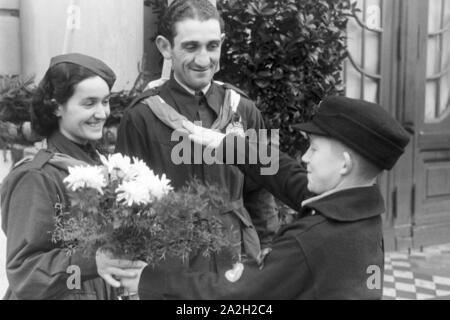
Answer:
xmin=115 ymin=78 xmax=279 ymax=271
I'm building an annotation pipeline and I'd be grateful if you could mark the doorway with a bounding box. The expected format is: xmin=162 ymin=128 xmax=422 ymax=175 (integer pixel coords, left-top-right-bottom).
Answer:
xmin=345 ymin=0 xmax=450 ymax=250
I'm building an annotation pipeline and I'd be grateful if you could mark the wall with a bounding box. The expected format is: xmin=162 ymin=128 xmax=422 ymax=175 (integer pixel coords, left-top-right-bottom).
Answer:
xmin=0 ymin=0 xmax=21 ymax=75
xmin=20 ymin=0 xmax=144 ymax=91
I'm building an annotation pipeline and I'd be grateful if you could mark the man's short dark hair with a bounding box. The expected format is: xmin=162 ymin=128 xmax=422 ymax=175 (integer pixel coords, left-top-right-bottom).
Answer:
xmin=160 ymin=0 xmax=225 ymax=44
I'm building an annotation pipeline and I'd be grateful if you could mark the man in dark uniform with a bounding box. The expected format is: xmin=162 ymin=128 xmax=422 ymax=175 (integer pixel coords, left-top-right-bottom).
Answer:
xmin=118 ymin=96 xmax=410 ymax=299
xmin=114 ymin=0 xmax=278 ymax=273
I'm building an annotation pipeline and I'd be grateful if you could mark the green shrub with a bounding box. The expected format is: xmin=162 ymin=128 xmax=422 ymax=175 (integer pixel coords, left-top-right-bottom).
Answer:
xmin=217 ymin=0 xmax=352 ymax=156
xmin=0 ymin=75 xmax=35 ymax=124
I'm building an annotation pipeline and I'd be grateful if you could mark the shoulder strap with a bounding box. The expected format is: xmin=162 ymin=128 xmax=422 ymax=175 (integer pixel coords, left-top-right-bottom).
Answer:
xmin=14 ymin=149 xmax=88 ymax=173
xmin=143 ymin=95 xmax=188 ymax=131
xmin=128 ymin=88 xmax=160 ymax=110
xmin=48 ymin=153 xmax=89 ymax=171
xmin=141 ymin=83 xmax=244 ymax=132
xmin=215 ymin=81 xmax=250 ymax=100
xmin=13 ymin=149 xmax=54 ymax=170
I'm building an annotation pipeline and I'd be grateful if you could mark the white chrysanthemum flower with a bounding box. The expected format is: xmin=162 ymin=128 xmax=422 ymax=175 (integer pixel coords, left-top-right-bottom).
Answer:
xmin=116 ymin=180 xmax=152 ymax=206
xmin=129 ymin=157 xmax=173 ymax=199
xmin=128 ymin=157 xmax=153 ymax=181
xmin=102 ymin=154 xmax=173 ymax=206
xmin=64 ymin=165 xmax=106 ymax=194
xmin=100 ymin=153 xmax=133 ymax=180
xmin=145 ymin=173 xmax=173 ymax=200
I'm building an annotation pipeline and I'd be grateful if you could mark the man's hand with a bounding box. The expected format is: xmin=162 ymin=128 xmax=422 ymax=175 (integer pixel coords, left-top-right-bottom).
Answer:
xmin=182 ymin=120 xmax=225 ymax=149
xmin=95 ymin=249 xmax=147 ymax=288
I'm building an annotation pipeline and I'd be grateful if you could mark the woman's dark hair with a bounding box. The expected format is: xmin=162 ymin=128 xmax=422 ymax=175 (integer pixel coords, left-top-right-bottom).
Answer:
xmin=31 ymin=63 xmax=98 ymax=137
xmin=160 ymin=0 xmax=225 ymax=45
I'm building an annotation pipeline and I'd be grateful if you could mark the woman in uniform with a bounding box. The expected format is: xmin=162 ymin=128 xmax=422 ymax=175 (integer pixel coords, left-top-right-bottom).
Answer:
xmin=0 ymin=53 xmax=137 ymax=300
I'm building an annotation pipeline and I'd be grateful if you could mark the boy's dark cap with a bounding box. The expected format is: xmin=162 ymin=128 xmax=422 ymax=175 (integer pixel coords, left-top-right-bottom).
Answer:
xmin=292 ymin=96 xmax=411 ymax=170
xmin=50 ymin=53 xmax=116 ymax=89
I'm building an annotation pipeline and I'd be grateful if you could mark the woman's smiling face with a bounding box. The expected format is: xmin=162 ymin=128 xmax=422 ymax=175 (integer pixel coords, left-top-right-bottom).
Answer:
xmin=56 ymin=76 xmax=111 ymax=144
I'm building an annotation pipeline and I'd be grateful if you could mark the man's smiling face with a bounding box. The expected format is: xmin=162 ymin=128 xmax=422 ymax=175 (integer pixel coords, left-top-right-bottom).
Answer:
xmin=169 ymin=18 xmax=224 ymax=91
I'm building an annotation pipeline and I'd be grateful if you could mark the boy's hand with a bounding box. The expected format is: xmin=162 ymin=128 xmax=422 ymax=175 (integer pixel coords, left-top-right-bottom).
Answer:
xmin=145 ymin=77 xmax=169 ymax=90
xmin=182 ymin=120 xmax=225 ymax=149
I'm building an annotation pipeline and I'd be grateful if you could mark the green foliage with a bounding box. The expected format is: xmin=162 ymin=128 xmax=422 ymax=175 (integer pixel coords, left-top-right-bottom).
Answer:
xmin=0 ymin=76 xmax=37 ymax=148
xmin=0 ymin=75 xmax=35 ymax=124
xmin=52 ymin=179 xmax=237 ymax=266
xmin=106 ymin=59 xmax=154 ymax=127
xmin=107 ymin=91 xmax=137 ymax=127
xmin=217 ymin=0 xmax=352 ymax=156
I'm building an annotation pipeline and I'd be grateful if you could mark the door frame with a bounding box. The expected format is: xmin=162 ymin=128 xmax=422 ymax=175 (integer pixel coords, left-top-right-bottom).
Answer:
xmin=387 ymin=0 xmax=450 ymax=250
xmin=410 ymin=0 xmax=450 ymax=248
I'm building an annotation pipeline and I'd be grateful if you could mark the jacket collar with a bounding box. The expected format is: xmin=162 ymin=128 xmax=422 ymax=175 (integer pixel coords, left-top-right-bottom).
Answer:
xmin=166 ymin=77 xmax=222 ymax=116
xmin=173 ymin=74 xmax=211 ymax=96
xmin=301 ymin=185 xmax=385 ymax=222
xmin=46 ymin=131 xmax=100 ymax=166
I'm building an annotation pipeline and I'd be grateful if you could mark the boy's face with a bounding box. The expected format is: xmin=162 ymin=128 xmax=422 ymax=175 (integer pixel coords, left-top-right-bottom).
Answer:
xmin=301 ymin=134 xmax=345 ymax=194
xmin=169 ymin=18 xmax=224 ymax=91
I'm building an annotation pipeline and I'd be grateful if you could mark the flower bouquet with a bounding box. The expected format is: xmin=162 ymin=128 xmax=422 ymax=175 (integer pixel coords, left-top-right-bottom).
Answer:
xmin=52 ymin=153 xmax=237 ymax=269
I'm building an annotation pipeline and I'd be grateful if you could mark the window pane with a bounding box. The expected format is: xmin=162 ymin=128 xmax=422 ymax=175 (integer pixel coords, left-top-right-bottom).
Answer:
xmin=345 ymin=0 xmax=382 ymax=103
xmin=425 ymin=0 xmax=450 ymax=122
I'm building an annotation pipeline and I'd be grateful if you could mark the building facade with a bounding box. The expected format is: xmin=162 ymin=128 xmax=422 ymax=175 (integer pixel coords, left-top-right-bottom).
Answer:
xmin=0 ymin=0 xmax=143 ymax=90
xmin=345 ymin=0 xmax=450 ymax=250
xmin=1 ymin=0 xmax=449 ymax=251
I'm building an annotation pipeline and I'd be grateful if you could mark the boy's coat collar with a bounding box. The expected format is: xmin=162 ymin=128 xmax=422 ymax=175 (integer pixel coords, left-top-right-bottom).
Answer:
xmin=301 ymin=185 xmax=385 ymax=222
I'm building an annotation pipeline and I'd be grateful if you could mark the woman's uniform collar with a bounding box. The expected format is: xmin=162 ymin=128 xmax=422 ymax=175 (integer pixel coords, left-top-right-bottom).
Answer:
xmin=46 ymin=131 xmax=100 ymax=165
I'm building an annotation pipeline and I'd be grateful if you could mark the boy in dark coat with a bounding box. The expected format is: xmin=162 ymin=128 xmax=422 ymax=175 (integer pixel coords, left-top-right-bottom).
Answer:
xmin=118 ymin=96 xmax=410 ymax=300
